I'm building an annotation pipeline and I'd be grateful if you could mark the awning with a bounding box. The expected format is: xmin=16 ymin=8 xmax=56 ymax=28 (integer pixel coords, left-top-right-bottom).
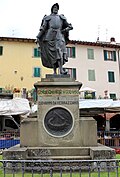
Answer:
xmin=79 ymin=99 xmax=113 ymax=109
xmin=0 ymin=98 xmax=30 ymax=115
xmin=79 ymin=99 xmax=120 ymax=117
xmin=80 ymin=87 xmax=96 ymax=93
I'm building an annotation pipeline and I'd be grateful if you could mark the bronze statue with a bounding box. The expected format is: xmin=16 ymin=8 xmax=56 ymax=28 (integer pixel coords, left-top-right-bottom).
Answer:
xmin=36 ymin=3 xmax=73 ymax=75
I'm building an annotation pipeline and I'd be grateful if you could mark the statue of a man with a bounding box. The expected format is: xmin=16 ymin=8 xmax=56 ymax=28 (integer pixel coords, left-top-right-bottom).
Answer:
xmin=36 ymin=3 xmax=73 ymax=75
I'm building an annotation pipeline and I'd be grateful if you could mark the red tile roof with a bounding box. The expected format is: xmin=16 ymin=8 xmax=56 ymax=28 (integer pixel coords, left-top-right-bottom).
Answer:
xmin=0 ymin=37 xmax=120 ymax=48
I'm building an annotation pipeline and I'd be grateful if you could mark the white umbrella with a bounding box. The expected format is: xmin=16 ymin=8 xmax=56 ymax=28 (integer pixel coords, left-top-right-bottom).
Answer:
xmin=79 ymin=87 xmax=96 ymax=93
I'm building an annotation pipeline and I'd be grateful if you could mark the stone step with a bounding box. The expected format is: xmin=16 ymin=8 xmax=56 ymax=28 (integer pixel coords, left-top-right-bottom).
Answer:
xmin=27 ymin=147 xmax=90 ymax=157
xmin=27 ymin=155 xmax=91 ymax=160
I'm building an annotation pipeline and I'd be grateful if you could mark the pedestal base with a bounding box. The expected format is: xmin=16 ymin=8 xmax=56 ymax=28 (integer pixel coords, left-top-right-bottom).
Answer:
xmin=4 ymin=76 xmax=116 ymax=162
xmin=20 ymin=116 xmax=97 ymax=147
xmin=3 ymin=144 xmax=115 ymax=160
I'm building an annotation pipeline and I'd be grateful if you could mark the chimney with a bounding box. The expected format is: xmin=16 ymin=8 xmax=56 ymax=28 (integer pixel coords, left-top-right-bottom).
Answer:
xmin=110 ymin=37 xmax=116 ymax=44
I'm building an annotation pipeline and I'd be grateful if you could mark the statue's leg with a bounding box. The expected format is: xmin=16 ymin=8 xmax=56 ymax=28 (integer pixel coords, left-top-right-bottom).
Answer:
xmin=58 ymin=60 xmax=67 ymax=75
xmin=63 ymin=53 xmax=68 ymax=62
xmin=58 ymin=60 xmax=63 ymax=74
xmin=53 ymin=64 xmax=57 ymax=74
xmin=56 ymin=48 xmax=64 ymax=74
xmin=56 ymin=40 xmax=67 ymax=75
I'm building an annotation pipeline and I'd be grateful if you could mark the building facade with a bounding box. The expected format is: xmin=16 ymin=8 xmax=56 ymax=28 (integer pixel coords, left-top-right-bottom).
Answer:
xmin=0 ymin=37 xmax=120 ymax=99
xmin=64 ymin=40 xmax=120 ymax=100
xmin=0 ymin=37 xmax=53 ymax=96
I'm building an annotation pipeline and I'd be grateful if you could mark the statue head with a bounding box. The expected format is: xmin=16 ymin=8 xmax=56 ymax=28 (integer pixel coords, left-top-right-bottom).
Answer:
xmin=51 ymin=3 xmax=59 ymax=13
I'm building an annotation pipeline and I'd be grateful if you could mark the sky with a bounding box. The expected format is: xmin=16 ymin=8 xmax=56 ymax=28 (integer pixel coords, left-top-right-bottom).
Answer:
xmin=1 ymin=0 xmax=120 ymax=42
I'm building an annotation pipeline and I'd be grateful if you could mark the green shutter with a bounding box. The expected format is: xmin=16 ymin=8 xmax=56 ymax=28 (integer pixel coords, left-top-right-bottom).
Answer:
xmin=34 ymin=48 xmax=38 ymax=57
xmin=112 ymin=72 xmax=114 ymax=82
xmin=87 ymin=49 xmax=94 ymax=59
xmin=87 ymin=49 xmax=90 ymax=59
xmin=34 ymin=67 xmax=40 ymax=77
xmin=108 ymin=71 xmax=115 ymax=82
xmin=36 ymin=68 xmax=40 ymax=77
xmin=110 ymin=72 xmax=113 ymax=82
xmin=73 ymin=68 xmax=76 ymax=79
xmin=0 ymin=46 xmax=3 ymax=55
xmin=108 ymin=71 xmax=111 ymax=82
xmin=34 ymin=48 xmax=41 ymax=57
xmin=72 ymin=47 xmax=75 ymax=58
xmin=32 ymin=89 xmax=37 ymax=102
xmin=0 ymin=88 xmax=2 ymax=93
xmin=88 ymin=70 xmax=95 ymax=81
xmin=113 ymin=51 xmax=116 ymax=61
xmin=34 ymin=68 xmax=36 ymax=77
xmin=104 ymin=50 xmax=107 ymax=60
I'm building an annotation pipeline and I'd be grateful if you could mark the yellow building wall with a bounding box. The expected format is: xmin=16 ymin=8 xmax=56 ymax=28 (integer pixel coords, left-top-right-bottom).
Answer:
xmin=0 ymin=39 xmax=53 ymax=91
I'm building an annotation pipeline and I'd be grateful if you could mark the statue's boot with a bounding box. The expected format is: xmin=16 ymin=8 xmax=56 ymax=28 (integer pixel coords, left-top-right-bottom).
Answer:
xmin=60 ymin=69 xmax=67 ymax=75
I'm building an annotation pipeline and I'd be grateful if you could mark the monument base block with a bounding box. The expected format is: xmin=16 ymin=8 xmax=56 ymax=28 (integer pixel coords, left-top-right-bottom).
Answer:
xmin=3 ymin=144 xmax=115 ymax=160
xmin=3 ymin=75 xmax=116 ymax=161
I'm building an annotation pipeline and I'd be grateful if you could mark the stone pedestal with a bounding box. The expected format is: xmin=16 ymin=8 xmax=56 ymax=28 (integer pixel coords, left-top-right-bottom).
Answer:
xmin=20 ymin=75 xmax=97 ymax=148
xmin=3 ymin=75 xmax=115 ymax=161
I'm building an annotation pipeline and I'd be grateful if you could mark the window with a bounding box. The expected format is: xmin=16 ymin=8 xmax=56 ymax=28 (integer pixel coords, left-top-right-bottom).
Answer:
xmin=5 ymin=119 xmax=18 ymax=129
xmin=108 ymin=71 xmax=115 ymax=82
xmin=0 ymin=46 xmax=3 ymax=56
xmin=33 ymin=48 xmax=41 ymax=57
xmin=64 ymin=68 xmax=76 ymax=79
xmin=109 ymin=93 xmax=116 ymax=100
xmin=85 ymin=92 xmax=95 ymax=99
xmin=67 ymin=47 xmax=76 ymax=58
xmin=87 ymin=49 xmax=94 ymax=59
xmin=0 ymin=88 xmax=3 ymax=93
xmin=104 ymin=50 xmax=116 ymax=61
xmin=88 ymin=69 xmax=95 ymax=81
xmin=33 ymin=67 xmax=41 ymax=77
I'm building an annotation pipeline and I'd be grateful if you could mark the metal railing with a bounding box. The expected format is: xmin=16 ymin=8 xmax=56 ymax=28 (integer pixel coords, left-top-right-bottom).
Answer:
xmin=0 ymin=131 xmax=20 ymax=149
xmin=0 ymin=159 xmax=119 ymax=176
xmin=97 ymin=131 xmax=120 ymax=148
xmin=1 ymin=130 xmax=120 ymax=150
xmin=97 ymin=130 xmax=120 ymax=138
xmin=0 ymin=130 xmax=120 ymax=149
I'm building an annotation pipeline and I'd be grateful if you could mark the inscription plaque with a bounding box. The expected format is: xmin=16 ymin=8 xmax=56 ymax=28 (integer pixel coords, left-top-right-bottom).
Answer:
xmin=44 ymin=107 xmax=73 ymax=137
